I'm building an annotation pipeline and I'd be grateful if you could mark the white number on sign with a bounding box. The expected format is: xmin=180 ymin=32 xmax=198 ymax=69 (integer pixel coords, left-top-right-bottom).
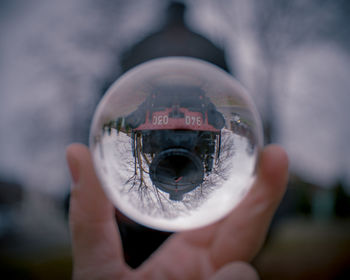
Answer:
xmin=153 ymin=115 xmax=168 ymax=125
xmin=185 ymin=116 xmax=201 ymax=126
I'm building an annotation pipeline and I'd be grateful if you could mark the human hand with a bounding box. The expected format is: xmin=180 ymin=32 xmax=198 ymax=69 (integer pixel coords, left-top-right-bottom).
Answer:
xmin=66 ymin=143 xmax=288 ymax=279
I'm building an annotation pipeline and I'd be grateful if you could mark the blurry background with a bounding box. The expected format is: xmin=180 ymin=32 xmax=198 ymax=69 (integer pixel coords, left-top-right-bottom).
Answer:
xmin=1 ymin=0 xmax=350 ymax=279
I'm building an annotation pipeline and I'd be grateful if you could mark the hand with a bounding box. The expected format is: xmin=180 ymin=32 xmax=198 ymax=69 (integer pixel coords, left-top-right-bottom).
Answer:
xmin=66 ymin=144 xmax=288 ymax=279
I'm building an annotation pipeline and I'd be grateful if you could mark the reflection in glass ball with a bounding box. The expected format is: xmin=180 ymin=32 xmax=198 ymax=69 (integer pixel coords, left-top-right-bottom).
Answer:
xmin=90 ymin=57 xmax=263 ymax=231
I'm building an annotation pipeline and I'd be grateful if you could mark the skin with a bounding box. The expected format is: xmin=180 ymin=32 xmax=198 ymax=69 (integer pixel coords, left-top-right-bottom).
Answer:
xmin=66 ymin=144 xmax=288 ymax=280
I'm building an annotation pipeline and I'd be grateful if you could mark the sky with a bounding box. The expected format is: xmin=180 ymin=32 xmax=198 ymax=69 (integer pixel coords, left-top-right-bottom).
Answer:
xmin=0 ymin=0 xmax=349 ymax=197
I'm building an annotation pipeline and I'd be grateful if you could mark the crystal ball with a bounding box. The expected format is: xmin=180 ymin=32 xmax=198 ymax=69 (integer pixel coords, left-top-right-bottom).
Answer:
xmin=90 ymin=57 xmax=263 ymax=231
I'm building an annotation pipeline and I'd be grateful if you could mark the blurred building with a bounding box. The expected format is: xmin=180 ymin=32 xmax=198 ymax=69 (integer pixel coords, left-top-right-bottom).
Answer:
xmin=101 ymin=1 xmax=229 ymax=96
xmin=121 ymin=2 xmax=228 ymax=72
xmin=106 ymin=1 xmax=231 ymax=268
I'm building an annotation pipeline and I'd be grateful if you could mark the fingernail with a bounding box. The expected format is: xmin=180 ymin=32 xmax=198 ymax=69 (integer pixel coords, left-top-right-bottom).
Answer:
xmin=66 ymin=150 xmax=80 ymax=185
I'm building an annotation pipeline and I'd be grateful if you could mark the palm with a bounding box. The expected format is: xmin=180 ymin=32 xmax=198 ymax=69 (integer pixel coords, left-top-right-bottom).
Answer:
xmin=67 ymin=144 xmax=288 ymax=279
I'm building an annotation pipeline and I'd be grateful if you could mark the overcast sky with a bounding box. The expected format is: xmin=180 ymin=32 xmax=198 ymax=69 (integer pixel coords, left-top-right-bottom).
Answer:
xmin=1 ymin=0 xmax=349 ymax=197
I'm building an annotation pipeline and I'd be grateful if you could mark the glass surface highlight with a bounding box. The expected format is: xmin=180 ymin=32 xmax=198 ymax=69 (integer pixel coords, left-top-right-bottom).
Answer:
xmin=90 ymin=57 xmax=263 ymax=231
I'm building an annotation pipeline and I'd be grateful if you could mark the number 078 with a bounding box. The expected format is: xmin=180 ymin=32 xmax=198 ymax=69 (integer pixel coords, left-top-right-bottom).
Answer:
xmin=185 ymin=116 xmax=201 ymax=126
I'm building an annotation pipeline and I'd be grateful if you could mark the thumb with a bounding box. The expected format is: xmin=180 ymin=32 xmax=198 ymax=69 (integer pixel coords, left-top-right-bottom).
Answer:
xmin=210 ymin=262 xmax=259 ymax=280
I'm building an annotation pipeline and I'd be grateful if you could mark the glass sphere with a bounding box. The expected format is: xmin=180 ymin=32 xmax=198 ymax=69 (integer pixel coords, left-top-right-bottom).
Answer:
xmin=90 ymin=57 xmax=263 ymax=231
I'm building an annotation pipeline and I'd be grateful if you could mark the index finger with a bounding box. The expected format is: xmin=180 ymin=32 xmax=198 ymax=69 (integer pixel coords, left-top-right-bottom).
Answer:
xmin=209 ymin=145 xmax=289 ymax=268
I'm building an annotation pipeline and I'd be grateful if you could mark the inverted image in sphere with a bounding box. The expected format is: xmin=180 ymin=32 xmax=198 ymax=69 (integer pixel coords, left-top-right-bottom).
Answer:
xmin=90 ymin=57 xmax=263 ymax=231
